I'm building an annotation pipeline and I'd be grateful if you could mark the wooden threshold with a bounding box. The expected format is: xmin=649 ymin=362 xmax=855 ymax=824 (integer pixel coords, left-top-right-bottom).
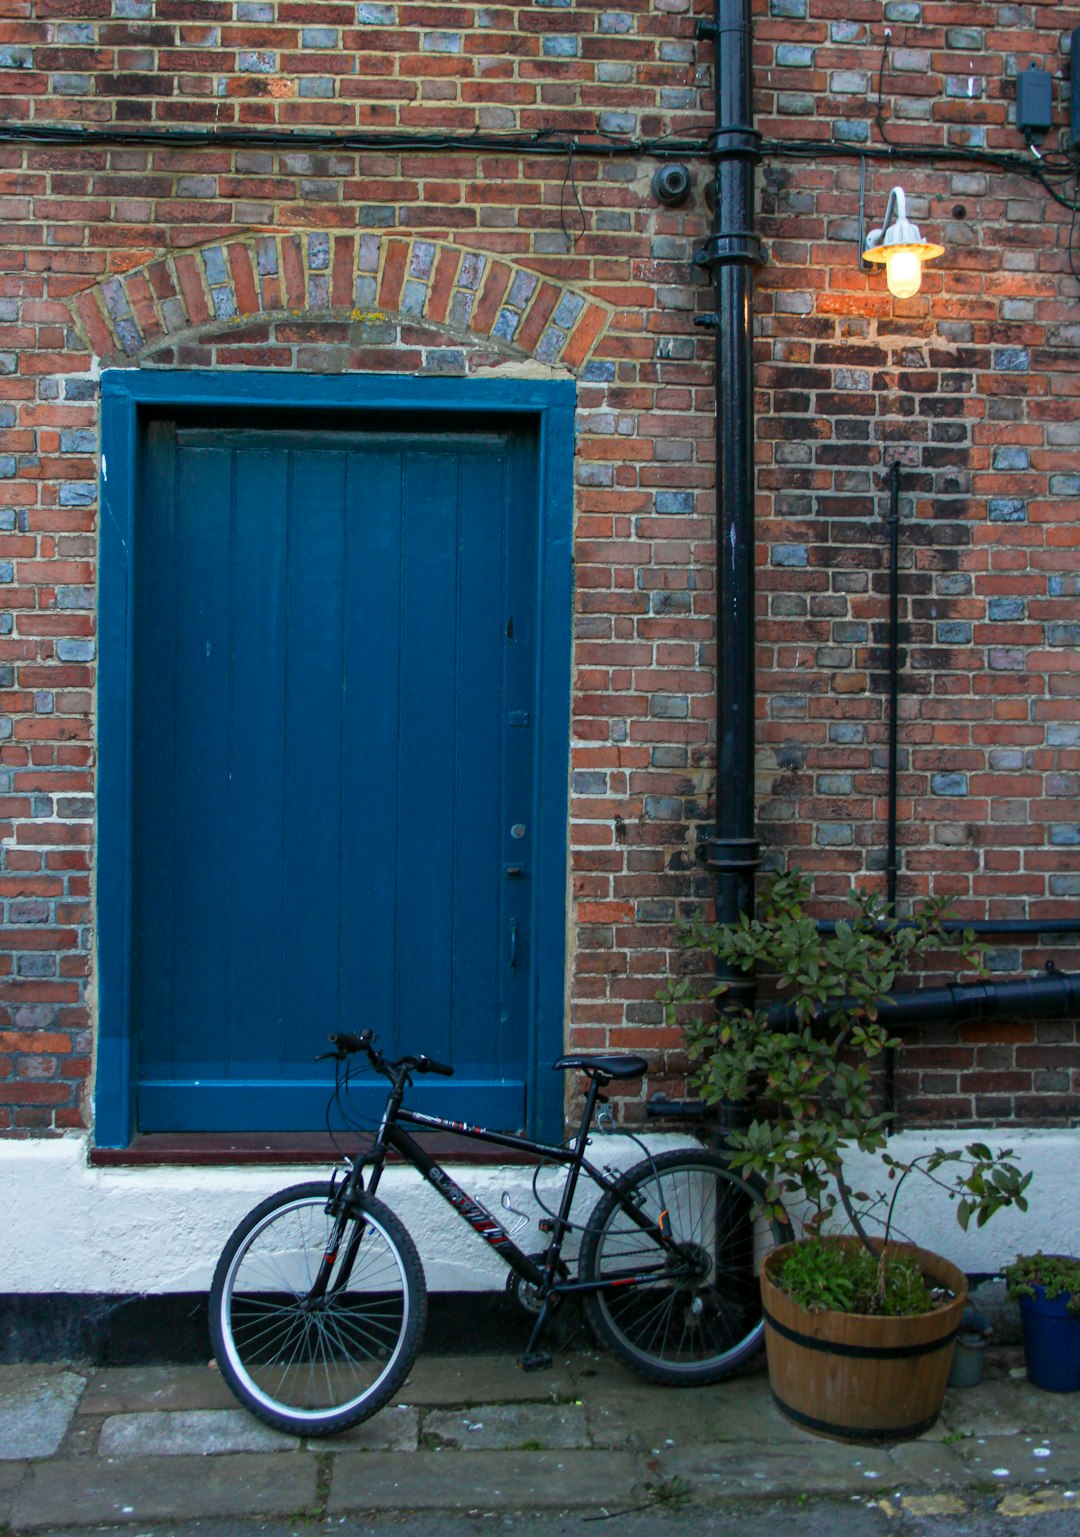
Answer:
xmin=89 ymin=1132 xmax=543 ymax=1167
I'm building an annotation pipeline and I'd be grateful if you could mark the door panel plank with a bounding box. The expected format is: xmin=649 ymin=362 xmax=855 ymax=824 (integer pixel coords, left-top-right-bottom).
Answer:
xmin=395 ymin=448 xmax=460 ymax=1069
xmin=338 ymin=449 xmax=404 ymax=1048
xmin=454 ymin=447 xmax=514 ymax=1076
xmin=224 ymin=445 xmax=288 ymax=1076
xmin=279 ymin=448 xmax=348 ymax=1073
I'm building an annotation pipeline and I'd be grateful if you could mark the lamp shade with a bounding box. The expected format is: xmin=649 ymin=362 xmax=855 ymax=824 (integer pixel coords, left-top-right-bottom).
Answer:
xmin=864 ymin=185 xmax=944 ymax=297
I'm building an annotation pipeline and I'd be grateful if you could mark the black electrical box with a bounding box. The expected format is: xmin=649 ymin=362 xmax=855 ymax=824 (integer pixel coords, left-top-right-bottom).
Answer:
xmin=1073 ymin=28 xmax=1080 ymax=147
xmin=1016 ymin=62 xmax=1053 ymax=141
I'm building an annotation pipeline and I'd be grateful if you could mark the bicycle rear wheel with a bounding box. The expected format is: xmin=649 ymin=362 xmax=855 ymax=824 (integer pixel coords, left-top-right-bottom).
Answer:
xmin=210 ymin=1181 xmax=426 ymax=1436
xmin=579 ymin=1148 xmax=789 ymax=1385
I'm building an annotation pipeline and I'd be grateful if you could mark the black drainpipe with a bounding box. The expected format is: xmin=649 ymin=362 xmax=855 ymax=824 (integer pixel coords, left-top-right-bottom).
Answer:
xmin=699 ymin=0 xmax=763 ymax=1015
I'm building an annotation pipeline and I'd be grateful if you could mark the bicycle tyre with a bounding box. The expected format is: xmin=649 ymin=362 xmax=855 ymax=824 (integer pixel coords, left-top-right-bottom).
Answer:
xmin=209 ymin=1181 xmax=426 ymax=1436
xmin=579 ymin=1148 xmax=790 ymax=1386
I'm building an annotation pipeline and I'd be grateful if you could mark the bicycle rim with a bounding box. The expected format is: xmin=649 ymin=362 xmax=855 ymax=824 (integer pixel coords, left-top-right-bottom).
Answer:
xmin=584 ymin=1153 xmax=780 ymax=1382
xmin=216 ymin=1192 xmax=414 ymax=1427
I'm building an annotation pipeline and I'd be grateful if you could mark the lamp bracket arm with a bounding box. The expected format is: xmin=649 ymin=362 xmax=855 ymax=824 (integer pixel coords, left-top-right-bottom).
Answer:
xmin=882 ymin=185 xmax=905 ymax=233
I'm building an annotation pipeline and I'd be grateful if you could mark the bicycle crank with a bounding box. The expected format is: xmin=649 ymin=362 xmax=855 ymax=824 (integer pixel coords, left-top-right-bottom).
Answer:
xmin=506 ymin=1254 xmax=568 ymax=1316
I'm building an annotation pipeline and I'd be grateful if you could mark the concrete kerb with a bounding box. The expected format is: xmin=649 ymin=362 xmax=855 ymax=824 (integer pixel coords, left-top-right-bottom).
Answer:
xmin=3 ymin=1349 xmax=1080 ymax=1528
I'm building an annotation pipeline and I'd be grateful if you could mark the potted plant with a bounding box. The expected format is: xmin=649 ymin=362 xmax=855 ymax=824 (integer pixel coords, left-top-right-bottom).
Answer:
xmin=663 ymin=870 xmax=1032 ymax=1442
xmin=1004 ymin=1253 xmax=1080 ymax=1393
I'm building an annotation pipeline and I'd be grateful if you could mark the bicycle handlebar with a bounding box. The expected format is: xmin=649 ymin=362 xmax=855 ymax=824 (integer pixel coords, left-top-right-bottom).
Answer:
xmin=414 ymin=1054 xmax=454 ymax=1077
xmin=323 ymin=1031 xmax=454 ymax=1078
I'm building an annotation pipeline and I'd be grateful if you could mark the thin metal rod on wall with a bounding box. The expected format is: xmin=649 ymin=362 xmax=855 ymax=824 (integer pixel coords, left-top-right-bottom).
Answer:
xmin=885 ymin=461 xmax=902 ymax=912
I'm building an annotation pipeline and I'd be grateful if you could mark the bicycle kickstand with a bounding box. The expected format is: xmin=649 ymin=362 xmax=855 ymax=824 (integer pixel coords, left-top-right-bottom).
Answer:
xmin=517 ymin=1301 xmax=554 ymax=1373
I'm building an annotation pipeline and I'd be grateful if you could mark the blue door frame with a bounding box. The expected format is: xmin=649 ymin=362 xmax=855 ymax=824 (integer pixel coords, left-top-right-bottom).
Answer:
xmin=96 ymin=370 xmax=575 ymax=1148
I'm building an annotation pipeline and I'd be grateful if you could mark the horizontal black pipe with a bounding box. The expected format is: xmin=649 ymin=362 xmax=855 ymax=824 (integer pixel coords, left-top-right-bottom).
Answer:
xmin=648 ymin=970 xmax=1080 ymax=1121
xmin=817 ymin=918 xmax=1080 ymax=936
xmin=767 ymin=969 xmax=1080 ymax=1032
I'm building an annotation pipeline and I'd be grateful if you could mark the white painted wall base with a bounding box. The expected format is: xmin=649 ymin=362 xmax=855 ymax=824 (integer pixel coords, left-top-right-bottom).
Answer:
xmin=2 ymin=1128 xmax=1075 ymax=1295
xmin=0 ymin=1132 xmax=691 ymax=1294
xmin=830 ymin=1129 xmax=1079 ymax=1271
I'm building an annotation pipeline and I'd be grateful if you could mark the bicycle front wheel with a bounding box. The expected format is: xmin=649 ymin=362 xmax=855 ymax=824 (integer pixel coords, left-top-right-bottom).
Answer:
xmin=210 ymin=1181 xmax=426 ymax=1436
xmin=579 ymin=1148 xmax=790 ymax=1386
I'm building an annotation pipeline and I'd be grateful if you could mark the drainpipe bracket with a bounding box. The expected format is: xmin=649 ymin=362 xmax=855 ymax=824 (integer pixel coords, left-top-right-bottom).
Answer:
xmin=708 ymin=126 xmax=764 ymax=163
xmin=698 ymin=230 xmax=765 ymax=268
xmin=704 ymin=836 xmax=761 ymax=874
xmin=717 ymin=977 xmax=758 ymax=1013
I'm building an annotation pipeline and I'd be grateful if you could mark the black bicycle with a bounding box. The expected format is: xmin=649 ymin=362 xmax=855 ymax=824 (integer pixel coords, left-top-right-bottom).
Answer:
xmin=209 ymin=1030 xmax=791 ymax=1436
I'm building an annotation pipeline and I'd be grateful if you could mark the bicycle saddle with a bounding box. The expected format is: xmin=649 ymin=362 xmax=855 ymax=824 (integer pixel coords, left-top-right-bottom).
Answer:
xmin=553 ymin=1054 xmax=647 ymax=1081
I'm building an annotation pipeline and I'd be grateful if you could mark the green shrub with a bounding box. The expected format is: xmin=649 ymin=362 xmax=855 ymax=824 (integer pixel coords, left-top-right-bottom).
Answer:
xmin=661 ymin=869 xmax=1033 ymax=1313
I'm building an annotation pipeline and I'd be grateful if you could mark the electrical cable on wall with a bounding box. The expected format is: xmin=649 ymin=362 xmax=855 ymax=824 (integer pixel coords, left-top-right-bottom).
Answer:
xmin=2 ymin=37 xmax=1079 ymax=275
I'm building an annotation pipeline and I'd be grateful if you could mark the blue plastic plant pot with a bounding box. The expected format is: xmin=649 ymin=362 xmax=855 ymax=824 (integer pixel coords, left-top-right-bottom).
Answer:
xmin=1020 ymin=1287 xmax=1080 ymax=1393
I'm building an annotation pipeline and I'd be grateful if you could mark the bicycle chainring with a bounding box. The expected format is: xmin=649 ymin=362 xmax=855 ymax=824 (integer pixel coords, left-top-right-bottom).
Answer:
xmin=506 ymin=1254 xmax=568 ymax=1316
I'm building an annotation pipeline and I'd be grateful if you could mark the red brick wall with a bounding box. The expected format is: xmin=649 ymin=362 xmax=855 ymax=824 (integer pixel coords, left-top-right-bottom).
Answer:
xmin=0 ymin=0 xmax=1077 ymax=1133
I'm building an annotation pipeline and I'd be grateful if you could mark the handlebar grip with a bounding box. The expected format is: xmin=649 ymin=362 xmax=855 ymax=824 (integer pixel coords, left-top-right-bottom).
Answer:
xmin=417 ymin=1055 xmax=454 ymax=1077
xmin=328 ymin=1032 xmax=365 ymax=1054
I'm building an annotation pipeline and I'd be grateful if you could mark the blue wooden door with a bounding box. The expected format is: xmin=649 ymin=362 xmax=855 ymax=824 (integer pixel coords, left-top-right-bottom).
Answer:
xmin=132 ymin=413 xmax=538 ymax=1132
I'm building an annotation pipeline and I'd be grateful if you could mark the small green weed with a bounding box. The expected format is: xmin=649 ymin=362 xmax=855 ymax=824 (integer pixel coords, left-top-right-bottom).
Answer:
xmin=644 ymin=1475 xmax=693 ymax=1509
xmin=775 ymin=1237 xmax=933 ymax=1316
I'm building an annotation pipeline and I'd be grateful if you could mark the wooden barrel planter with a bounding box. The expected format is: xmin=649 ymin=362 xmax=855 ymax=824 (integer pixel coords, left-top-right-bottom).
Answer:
xmin=760 ymin=1238 xmax=967 ymax=1443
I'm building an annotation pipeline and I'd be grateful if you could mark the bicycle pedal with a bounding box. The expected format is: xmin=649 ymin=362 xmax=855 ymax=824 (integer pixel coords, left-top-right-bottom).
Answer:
xmin=517 ymin=1350 xmax=553 ymax=1373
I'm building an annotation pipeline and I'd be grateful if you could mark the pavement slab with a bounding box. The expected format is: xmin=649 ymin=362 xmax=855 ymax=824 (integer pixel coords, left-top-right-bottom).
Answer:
xmin=0 ymin=1369 xmax=86 ymax=1461
xmin=583 ymin=1370 xmax=809 ymax=1450
xmin=877 ymin=1440 xmax=972 ymax=1489
xmin=941 ymin=1374 xmax=1080 ymax=1438
xmin=397 ymin=1354 xmax=577 ymax=1405
xmin=326 ymin=1447 xmax=639 ymax=1512
xmin=954 ymin=1432 xmax=1080 ymax=1487
xmin=77 ymin=1365 xmax=236 ymax=1416
xmin=97 ymin=1408 xmax=298 ymax=1457
xmin=645 ymin=1437 xmax=970 ymax=1501
xmin=316 ymin=1403 xmax=419 ymax=1451
xmin=0 ymin=1458 xmax=28 ymax=1525
xmin=424 ymin=1401 xmax=589 ymax=1449
xmin=9 ymin=1452 xmax=318 ymax=1532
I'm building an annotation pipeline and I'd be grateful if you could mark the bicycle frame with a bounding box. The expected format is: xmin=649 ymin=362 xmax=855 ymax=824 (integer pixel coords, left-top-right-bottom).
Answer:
xmin=339 ymin=1069 xmax=678 ymax=1302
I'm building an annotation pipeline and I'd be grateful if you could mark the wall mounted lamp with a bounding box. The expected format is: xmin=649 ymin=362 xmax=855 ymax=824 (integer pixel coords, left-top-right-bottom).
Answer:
xmin=863 ymin=185 xmax=945 ymax=299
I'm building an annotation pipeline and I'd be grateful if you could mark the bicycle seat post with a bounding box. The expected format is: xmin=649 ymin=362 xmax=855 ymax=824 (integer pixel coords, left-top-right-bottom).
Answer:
xmin=550 ymin=1068 xmax=607 ymax=1237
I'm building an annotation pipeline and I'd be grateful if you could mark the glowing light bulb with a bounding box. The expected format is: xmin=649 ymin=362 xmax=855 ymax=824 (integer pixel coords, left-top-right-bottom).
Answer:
xmin=884 ymin=247 xmax=923 ymax=299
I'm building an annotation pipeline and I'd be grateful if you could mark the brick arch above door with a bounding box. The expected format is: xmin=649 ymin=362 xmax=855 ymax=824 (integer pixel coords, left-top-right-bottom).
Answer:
xmin=70 ymin=231 xmax=613 ymax=373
